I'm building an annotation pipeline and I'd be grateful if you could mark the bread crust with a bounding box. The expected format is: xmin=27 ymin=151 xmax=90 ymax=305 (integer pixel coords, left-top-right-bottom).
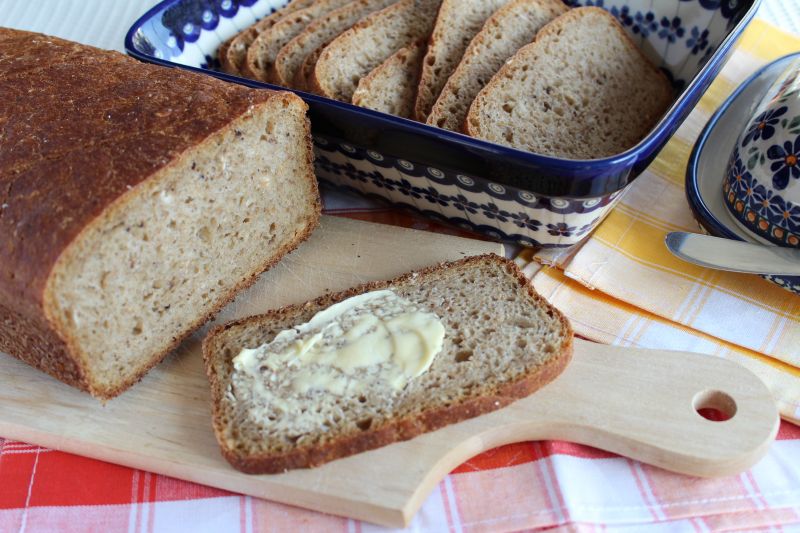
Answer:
xmin=203 ymin=254 xmax=573 ymax=474
xmin=0 ymin=28 xmax=321 ymax=399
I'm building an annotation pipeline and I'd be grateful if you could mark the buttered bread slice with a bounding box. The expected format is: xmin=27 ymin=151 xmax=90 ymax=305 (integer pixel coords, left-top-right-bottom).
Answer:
xmin=203 ymin=255 xmax=572 ymax=474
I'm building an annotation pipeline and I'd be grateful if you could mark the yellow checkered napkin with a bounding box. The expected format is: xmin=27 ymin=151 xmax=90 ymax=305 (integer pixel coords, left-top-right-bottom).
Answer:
xmin=521 ymin=20 xmax=800 ymax=423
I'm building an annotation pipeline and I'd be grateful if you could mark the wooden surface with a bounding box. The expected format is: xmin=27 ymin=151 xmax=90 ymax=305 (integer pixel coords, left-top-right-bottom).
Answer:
xmin=0 ymin=216 xmax=779 ymax=528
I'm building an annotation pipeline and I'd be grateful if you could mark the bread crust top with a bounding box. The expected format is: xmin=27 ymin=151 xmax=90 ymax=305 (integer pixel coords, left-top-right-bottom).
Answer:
xmin=0 ymin=28 xmax=288 ymax=316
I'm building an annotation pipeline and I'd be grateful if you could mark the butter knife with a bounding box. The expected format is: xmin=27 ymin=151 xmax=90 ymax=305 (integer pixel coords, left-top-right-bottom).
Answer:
xmin=665 ymin=232 xmax=800 ymax=276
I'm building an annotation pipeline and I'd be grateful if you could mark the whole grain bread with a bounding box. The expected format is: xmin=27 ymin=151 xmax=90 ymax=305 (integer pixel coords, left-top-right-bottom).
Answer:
xmin=294 ymin=43 xmax=328 ymax=91
xmin=245 ymin=0 xmax=353 ymax=83
xmin=0 ymin=28 xmax=321 ymax=399
xmin=427 ymin=0 xmax=567 ymax=131
xmin=351 ymin=41 xmax=425 ymax=117
xmin=274 ymin=0 xmax=398 ymax=89
xmin=222 ymin=0 xmax=318 ymax=76
xmin=465 ymin=7 xmax=673 ymax=159
xmin=413 ymin=0 xmax=513 ymax=122
xmin=308 ymin=0 xmax=443 ymax=102
xmin=202 ymin=254 xmax=573 ymax=474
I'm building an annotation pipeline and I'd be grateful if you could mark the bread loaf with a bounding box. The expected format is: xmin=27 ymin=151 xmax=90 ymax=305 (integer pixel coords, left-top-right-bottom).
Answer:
xmin=465 ymin=7 xmax=672 ymax=159
xmin=427 ymin=0 xmax=567 ymax=131
xmin=274 ymin=0 xmax=397 ymax=89
xmin=413 ymin=0 xmax=513 ymax=122
xmin=308 ymin=0 xmax=443 ymax=102
xmin=0 ymin=28 xmax=321 ymax=399
xmin=351 ymin=41 xmax=425 ymax=118
xmin=203 ymin=254 xmax=572 ymax=473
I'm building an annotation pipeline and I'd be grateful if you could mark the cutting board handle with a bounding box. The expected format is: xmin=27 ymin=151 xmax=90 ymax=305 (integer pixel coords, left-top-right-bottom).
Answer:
xmin=410 ymin=339 xmax=780 ymax=487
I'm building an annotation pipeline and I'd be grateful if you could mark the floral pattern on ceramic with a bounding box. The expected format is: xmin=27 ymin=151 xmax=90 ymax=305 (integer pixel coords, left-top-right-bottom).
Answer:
xmin=313 ymin=137 xmax=618 ymax=247
xmin=724 ymin=60 xmax=800 ymax=248
xmin=723 ymin=148 xmax=800 ymax=247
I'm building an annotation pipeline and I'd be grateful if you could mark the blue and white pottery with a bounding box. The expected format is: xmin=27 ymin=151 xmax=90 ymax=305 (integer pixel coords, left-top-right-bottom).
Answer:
xmin=126 ymin=0 xmax=761 ymax=248
xmin=688 ymin=52 xmax=800 ymax=295
xmin=723 ymin=58 xmax=800 ymax=248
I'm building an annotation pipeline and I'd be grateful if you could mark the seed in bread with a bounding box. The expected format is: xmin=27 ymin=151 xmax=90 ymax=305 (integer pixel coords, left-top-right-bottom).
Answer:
xmin=427 ymin=0 xmax=567 ymax=132
xmin=202 ymin=254 xmax=573 ymax=474
xmin=245 ymin=0 xmax=353 ymax=83
xmin=274 ymin=0 xmax=398 ymax=89
xmin=352 ymin=41 xmax=426 ymax=118
xmin=308 ymin=0 xmax=443 ymax=102
xmin=465 ymin=7 xmax=673 ymax=159
xmin=0 ymin=28 xmax=321 ymax=399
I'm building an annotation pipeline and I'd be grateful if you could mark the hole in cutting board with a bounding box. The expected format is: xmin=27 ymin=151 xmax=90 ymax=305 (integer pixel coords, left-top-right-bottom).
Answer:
xmin=692 ymin=390 xmax=737 ymax=422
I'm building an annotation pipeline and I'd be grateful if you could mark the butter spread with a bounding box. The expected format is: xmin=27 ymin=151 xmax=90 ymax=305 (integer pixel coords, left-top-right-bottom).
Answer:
xmin=231 ymin=290 xmax=445 ymax=405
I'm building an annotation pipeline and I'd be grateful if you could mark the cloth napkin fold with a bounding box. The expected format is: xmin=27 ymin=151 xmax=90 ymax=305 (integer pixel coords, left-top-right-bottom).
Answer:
xmin=520 ymin=18 xmax=800 ymax=424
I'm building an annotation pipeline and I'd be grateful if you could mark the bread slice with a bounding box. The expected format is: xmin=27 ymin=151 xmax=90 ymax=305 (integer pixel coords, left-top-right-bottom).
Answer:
xmin=0 ymin=28 xmax=321 ymax=399
xmin=222 ymin=0 xmax=317 ymax=76
xmin=217 ymin=36 xmax=235 ymax=73
xmin=274 ymin=0 xmax=398 ymax=89
xmin=351 ymin=41 xmax=425 ymax=117
xmin=465 ymin=7 xmax=673 ymax=159
xmin=245 ymin=0 xmax=353 ymax=83
xmin=294 ymin=43 xmax=328 ymax=92
xmin=202 ymin=254 xmax=573 ymax=474
xmin=308 ymin=0 xmax=443 ymax=102
xmin=413 ymin=0 xmax=513 ymax=122
xmin=427 ymin=0 xmax=567 ymax=131
xmin=221 ymin=16 xmax=280 ymax=76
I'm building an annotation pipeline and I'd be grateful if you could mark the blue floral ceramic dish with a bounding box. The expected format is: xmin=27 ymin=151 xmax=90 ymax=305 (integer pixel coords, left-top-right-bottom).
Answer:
xmin=126 ymin=0 xmax=760 ymax=248
xmin=723 ymin=58 xmax=800 ymax=248
xmin=687 ymin=52 xmax=800 ymax=295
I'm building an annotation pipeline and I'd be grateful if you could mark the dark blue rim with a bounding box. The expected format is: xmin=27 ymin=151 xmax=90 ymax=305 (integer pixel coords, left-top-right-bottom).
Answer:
xmin=686 ymin=51 xmax=800 ymax=242
xmin=124 ymin=0 xmax=761 ymax=181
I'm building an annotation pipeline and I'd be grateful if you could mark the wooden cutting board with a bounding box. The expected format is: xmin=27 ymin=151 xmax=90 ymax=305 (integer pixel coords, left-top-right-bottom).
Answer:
xmin=0 ymin=216 xmax=779 ymax=528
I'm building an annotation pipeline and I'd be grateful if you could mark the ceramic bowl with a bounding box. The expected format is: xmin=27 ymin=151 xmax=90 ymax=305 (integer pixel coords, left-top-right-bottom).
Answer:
xmin=688 ymin=52 xmax=800 ymax=295
xmin=723 ymin=59 xmax=800 ymax=248
xmin=126 ymin=0 xmax=761 ymax=248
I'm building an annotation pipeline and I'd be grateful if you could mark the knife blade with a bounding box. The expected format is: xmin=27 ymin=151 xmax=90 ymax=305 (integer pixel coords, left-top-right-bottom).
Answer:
xmin=665 ymin=232 xmax=800 ymax=276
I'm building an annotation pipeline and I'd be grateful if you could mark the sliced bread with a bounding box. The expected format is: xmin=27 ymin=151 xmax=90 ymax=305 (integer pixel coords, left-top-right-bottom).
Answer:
xmin=351 ymin=41 xmax=426 ymax=118
xmin=202 ymin=254 xmax=573 ymax=473
xmin=217 ymin=36 xmax=235 ymax=73
xmin=308 ymin=0 xmax=443 ymax=102
xmin=294 ymin=43 xmax=329 ymax=92
xmin=0 ymin=28 xmax=321 ymax=399
xmin=427 ymin=0 xmax=567 ymax=131
xmin=222 ymin=0 xmax=317 ymax=76
xmin=413 ymin=0 xmax=513 ymax=122
xmin=465 ymin=7 xmax=673 ymax=159
xmin=245 ymin=0 xmax=353 ymax=83
xmin=274 ymin=0 xmax=398 ymax=89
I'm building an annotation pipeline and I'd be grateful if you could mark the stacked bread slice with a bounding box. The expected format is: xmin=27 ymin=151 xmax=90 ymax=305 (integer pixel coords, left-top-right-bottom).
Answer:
xmin=222 ymin=0 xmax=672 ymax=159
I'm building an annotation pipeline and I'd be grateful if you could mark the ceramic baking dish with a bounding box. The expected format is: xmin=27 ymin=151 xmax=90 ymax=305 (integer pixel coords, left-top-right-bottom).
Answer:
xmin=126 ymin=0 xmax=760 ymax=247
